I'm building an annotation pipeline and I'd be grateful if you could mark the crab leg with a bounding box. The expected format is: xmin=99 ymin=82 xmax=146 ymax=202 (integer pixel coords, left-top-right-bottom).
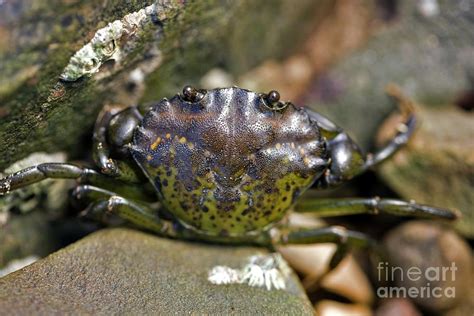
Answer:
xmin=0 ymin=163 xmax=92 ymax=195
xmin=73 ymin=185 xmax=214 ymax=242
xmin=0 ymin=163 xmax=155 ymax=202
xmin=275 ymin=225 xmax=379 ymax=269
xmin=92 ymin=105 xmax=143 ymax=177
xmin=364 ymin=116 xmax=416 ymax=168
xmin=92 ymin=105 xmax=123 ymax=175
xmin=294 ymin=197 xmax=457 ymax=220
xmin=73 ymin=185 xmax=171 ymax=235
xmin=311 ymin=110 xmax=415 ymax=188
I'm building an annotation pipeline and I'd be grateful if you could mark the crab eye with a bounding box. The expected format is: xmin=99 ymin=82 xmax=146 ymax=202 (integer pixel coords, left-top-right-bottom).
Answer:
xmin=261 ymin=90 xmax=288 ymax=111
xmin=267 ymin=90 xmax=280 ymax=103
xmin=182 ymin=85 xmax=206 ymax=103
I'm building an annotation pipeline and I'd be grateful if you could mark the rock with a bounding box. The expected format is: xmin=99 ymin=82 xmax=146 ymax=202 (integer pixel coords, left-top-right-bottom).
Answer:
xmin=375 ymin=298 xmax=421 ymax=316
xmin=0 ymin=211 xmax=61 ymax=267
xmin=314 ymin=300 xmax=372 ymax=316
xmin=377 ymin=105 xmax=474 ymax=237
xmin=0 ymin=255 xmax=38 ymax=278
xmin=0 ymin=228 xmax=314 ymax=314
xmin=320 ymin=254 xmax=374 ymax=305
xmin=443 ymin=275 xmax=474 ymax=316
xmin=279 ymin=244 xmax=336 ymax=282
xmin=382 ymin=221 xmax=472 ymax=312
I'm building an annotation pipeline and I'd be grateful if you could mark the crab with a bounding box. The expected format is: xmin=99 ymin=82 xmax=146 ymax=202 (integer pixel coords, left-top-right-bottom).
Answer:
xmin=0 ymin=86 xmax=456 ymax=273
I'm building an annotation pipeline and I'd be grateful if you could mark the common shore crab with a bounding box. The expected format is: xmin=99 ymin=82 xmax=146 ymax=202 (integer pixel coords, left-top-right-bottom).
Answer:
xmin=0 ymin=86 xmax=456 ymax=274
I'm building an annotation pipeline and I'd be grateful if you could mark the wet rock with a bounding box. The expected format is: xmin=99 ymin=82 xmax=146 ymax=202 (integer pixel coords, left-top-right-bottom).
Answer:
xmin=0 ymin=228 xmax=314 ymax=314
xmin=378 ymin=105 xmax=474 ymax=237
xmin=279 ymin=243 xmax=336 ymax=282
xmin=375 ymin=298 xmax=421 ymax=316
xmin=320 ymin=254 xmax=374 ymax=305
xmin=314 ymin=300 xmax=372 ymax=316
xmin=382 ymin=221 xmax=472 ymax=312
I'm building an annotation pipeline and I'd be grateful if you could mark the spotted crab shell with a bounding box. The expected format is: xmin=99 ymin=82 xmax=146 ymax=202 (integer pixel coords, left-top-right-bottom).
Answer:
xmin=131 ymin=87 xmax=328 ymax=237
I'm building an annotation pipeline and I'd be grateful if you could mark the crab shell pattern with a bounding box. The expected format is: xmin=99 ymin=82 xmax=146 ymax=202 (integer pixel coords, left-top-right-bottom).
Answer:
xmin=131 ymin=87 xmax=329 ymax=237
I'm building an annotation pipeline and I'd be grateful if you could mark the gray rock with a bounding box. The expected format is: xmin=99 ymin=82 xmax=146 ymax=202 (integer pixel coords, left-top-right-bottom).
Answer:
xmin=383 ymin=221 xmax=472 ymax=312
xmin=0 ymin=228 xmax=314 ymax=314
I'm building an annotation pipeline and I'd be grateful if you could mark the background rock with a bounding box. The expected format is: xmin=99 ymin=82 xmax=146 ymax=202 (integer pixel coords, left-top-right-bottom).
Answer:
xmin=320 ymin=254 xmax=374 ymax=305
xmin=383 ymin=221 xmax=472 ymax=312
xmin=0 ymin=228 xmax=313 ymax=314
xmin=375 ymin=298 xmax=421 ymax=316
xmin=0 ymin=212 xmax=61 ymax=267
xmin=303 ymin=0 xmax=473 ymax=149
xmin=314 ymin=300 xmax=372 ymax=316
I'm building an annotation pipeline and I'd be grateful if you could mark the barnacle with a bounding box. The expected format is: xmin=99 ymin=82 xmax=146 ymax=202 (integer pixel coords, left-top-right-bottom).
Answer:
xmin=59 ymin=1 xmax=179 ymax=81
xmin=208 ymin=253 xmax=290 ymax=290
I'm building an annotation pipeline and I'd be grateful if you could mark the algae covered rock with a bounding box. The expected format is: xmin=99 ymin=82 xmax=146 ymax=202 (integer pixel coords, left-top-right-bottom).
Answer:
xmin=0 ymin=228 xmax=313 ymax=314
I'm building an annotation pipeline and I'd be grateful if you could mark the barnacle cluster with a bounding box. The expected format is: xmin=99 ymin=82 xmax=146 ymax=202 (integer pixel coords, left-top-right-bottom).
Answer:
xmin=208 ymin=253 xmax=291 ymax=290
